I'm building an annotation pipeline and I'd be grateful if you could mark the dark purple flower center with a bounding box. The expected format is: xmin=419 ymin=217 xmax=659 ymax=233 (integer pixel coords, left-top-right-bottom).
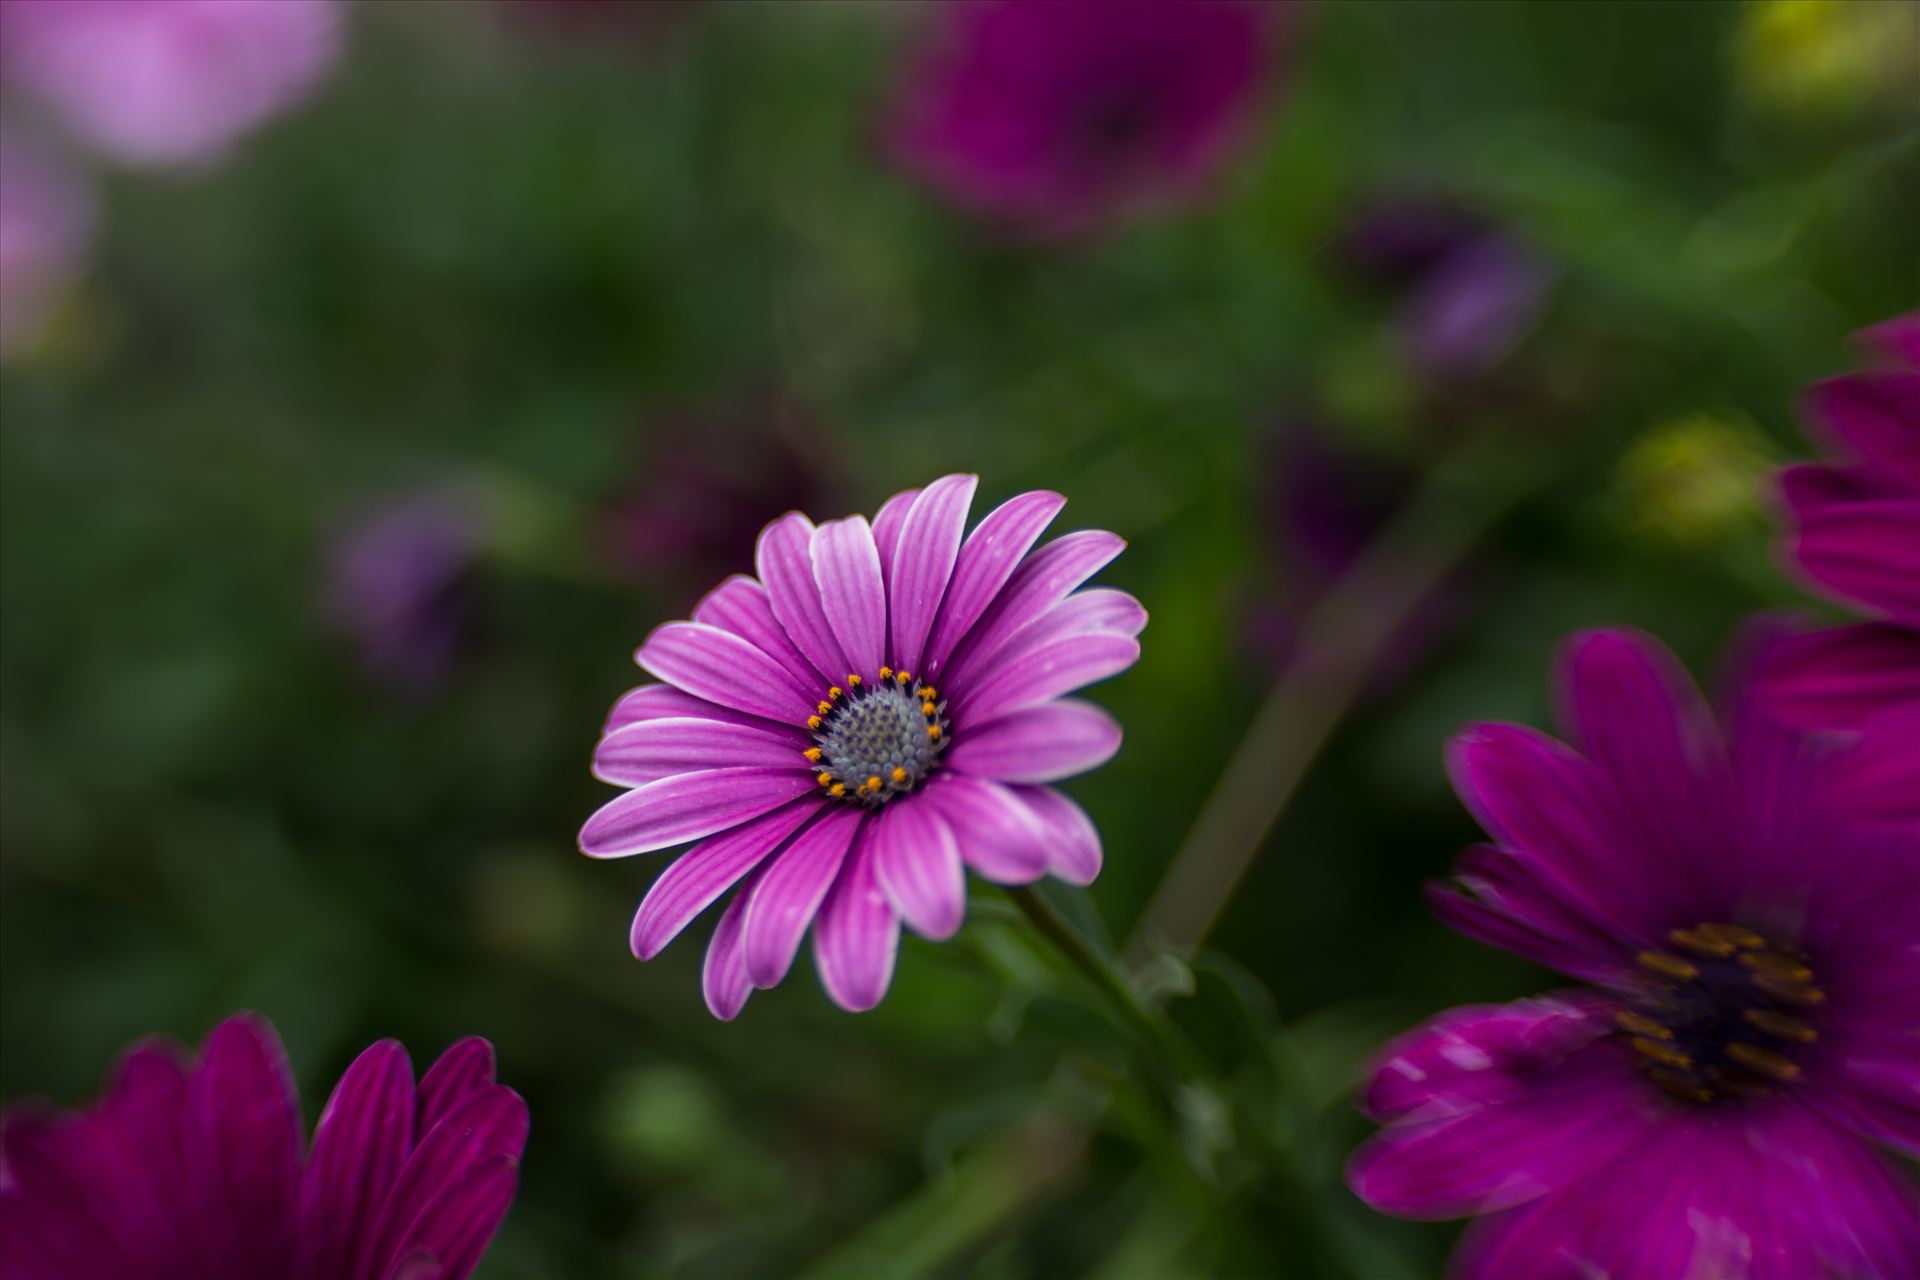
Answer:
xmin=805 ymin=668 xmax=949 ymax=806
xmin=1618 ymin=922 xmax=1823 ymax=1105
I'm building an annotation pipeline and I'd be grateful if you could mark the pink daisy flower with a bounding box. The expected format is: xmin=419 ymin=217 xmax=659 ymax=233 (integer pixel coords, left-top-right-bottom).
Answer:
xmin=1762 ymin=313 xmax=1920 ymax=824
xmin=581 ymin=474 xmax=1143 ymax=1018
xmin=0 ymin=1012 xmax=527 ymax=1280
xmin=1347 ymin=628 xmax=1920 ymax=1277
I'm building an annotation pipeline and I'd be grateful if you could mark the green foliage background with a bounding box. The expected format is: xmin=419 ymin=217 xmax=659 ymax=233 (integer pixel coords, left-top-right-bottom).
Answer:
xmin=2 ymin=2 xmax=1915 ymax=1275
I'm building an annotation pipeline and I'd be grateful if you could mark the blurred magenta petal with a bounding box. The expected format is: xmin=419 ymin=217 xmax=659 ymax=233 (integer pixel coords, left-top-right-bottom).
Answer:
xmin=322 ymin=489 xmax=485 ymax=694
xmin=0 ymin=0 xmax=342 ymax=169
xmin=582 ymin=477 xmax=1137 ymax=1014
xmin=0 ymin=1013 xmax=525 ymax=1280
xmin=888 ymin=0 xmax=1284 ymax=236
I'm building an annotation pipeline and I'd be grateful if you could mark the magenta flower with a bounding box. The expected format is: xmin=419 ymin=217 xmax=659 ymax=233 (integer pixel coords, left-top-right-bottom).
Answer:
xmin=582 ymin=474 xmax=1142 ymax=1018
xmin=0 ymin=1012 xmax=527 ymax=1280
xmin=0 ymin=130 xmax=91 ymax=356
xmin=0 ymin=0 xmax=341 ymax=169
xmin=1762 ymin=314 xmax=1920 ymax=823
xmin=1348 ymin=629 xmax=1920 ymax=1277
xmin=888 ymin=0 xmax=1284 ymax=237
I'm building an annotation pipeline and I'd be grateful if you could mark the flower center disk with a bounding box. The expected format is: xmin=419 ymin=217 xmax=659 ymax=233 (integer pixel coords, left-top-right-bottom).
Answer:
xmin=1619 ymin=922 xmax=1822 ymax=1105
xmin=804 ymin=669 xmax=948 ymax=806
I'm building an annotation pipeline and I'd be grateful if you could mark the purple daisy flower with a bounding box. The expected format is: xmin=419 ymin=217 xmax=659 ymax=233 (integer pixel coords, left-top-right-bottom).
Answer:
xmin=1348 ymin=628 xmax=1920 ymax=1277
xmin=582 ymin=474 xmax=1143 ymax=1018
xmin=0 ymin=1012 xmax=527 ymax=1280
xmin=1762 ymin=313 xmax=1920 ymax=823
xmin=887 ymin=0 xmax=1286 ymax=237
xmin=0 ymin=0 xmax=341 ymax=170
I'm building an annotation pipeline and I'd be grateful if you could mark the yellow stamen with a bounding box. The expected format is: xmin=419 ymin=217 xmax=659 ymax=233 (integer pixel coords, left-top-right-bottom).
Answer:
xmin=816 ymin=771 xmax=834 ymax=786
xmin=927 ymin=724 xmax=942 ymax=740
xmin=879 ymin=666 xmax=893 ymax=681
xmin=1614 ymin=1010 xmax=1672 ymax=1040
xmin=1637 ymin=951 xmax=1698 ymax=981
xmin=828 ymin=686 xmax=842 ymax=701
xmin=865 ymin=776 xmax=882 ymax=792
xmin=1750 ymin=972 xmax=1826 ymax=1005
xmin=1649 ymin=1069 xmax=1715 ymax=1104
xmin=1669 ymin=927 xmax=1736 ymax=959
xmin=847 ymin=673 xmax=862 ymax=687
xmin=922 ymin=702 xmax=937 ymax=717
xmin=817 ymin=701 xmax=833 ymax=716
xmin=1696 ymin=923 xmax=1764 ymax=950
xmin=920 ymin=686 xmax=936 ymax=700
xmin=807 ymin=715 xmax=822 ymax=731
xmin=1742 ymin=1010 xmax=1817 ymax=1043
xmin=1739 ymin=951 xmax=1813 ymax=983
xmin=829 ymin=783 xmax=847 ymax=798
xmin=1726 ymin=1042 xmax=1800 ymax=1081
xmin=1630 ymin=1037 xmax=1692 ymax=1069
xmin=895 ymin=670 xmax=911 ymax=685
xmin=804 ymin=747 xmax=822 ymax=762
xmin=890 ymin=767 xmax=907 ymax=783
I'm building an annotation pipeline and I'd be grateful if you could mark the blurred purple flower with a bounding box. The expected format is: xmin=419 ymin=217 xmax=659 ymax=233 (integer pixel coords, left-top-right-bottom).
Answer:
xmin=1348 ymin=628 xmax=1920 ymax=1276
xmin=0 ymin=0 xmax=341 ymax=169
xmin=599 ymin=404 xmax=835 ymax=606
xmin=888 ymin=0 xmax=1286 ymax=237
xmin=0 ymin=1012 xmax=527 ymax=1280
xmin=1341 ymin=197 xmax=1550 ymax=376
xmin=0 ymin=130 xmax=90 ymax=355
xmin=1245 ymin=426 xmax=1463 ymax=686
xmin=582 ymin=475 xmax=1142 ymax=1018
xmin=322 ymin=491 xmax=485 ymax=693
xmin=1761 ymin=313 xmax=1920 ymax=823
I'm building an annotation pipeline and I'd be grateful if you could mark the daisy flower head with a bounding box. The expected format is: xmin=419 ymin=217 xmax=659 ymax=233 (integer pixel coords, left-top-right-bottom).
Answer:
xmin=581 ymin=475 xmax=1144 ymax=1018
xmin=0 ymin=1012 xmax=527 ymax=1280
xmin=1348 ymin=628 xmax=1919 ymax=1278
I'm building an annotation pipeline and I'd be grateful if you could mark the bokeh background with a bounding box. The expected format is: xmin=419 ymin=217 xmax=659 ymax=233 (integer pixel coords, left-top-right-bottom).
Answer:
xmin=2 ymin=1 xmax=1916 ymax=1276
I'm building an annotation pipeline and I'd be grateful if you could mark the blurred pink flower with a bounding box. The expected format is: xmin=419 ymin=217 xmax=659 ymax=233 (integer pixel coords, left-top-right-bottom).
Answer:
xmin=322 ymin=489 xmax=486 ymax=694
xmin=582 ymin=475 xmax=1141 ymax=1018
xmin=0 ymin=0 xmax=341 ymax=169
xmin=888 ymin=0 xmax=1287 ymax=237
xmin=0 ymin=130 xmax=90 ymax=355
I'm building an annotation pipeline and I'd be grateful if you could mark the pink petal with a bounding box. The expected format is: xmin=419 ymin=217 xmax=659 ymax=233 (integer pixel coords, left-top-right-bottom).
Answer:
xmin=1805 ymin=371 xmax=1920 ymax=493
xmin=993 ymin=589 xmax=1148 ymax=667
xmin=918 ymin=775 xmax=1047 ymax=884
xmin=810 ymin=515 xmax=887 ymax=682
xmin=812 ymin=828 xmax=901 ymax=1012
xmin=1755 ymin=622 xmax=1920 ymax=731
xmin=946 ymin=699 xmax=1122 ymax=784
xmin=629 ymin=799 xmax=822 ymax=960
xmin=1791 ymin=497 xmax=1920 ymax=627
xmin=360 ymin=1086 xmax=527 ymax=1280
xmin=755 ymin=513 xmax=849 ymax=688
xmin=887 ymin=473 xmax=978 ymax=676
xmin=939 ymin=530 xmax=1125 ymax=694
xmin=378 ymin=1155 xmax=518 ymax=1280
xmin=634 ymin=622 xmax=816 ymax=725
xmin=296 ymin=1040 xmax=414 ymax=1280
xmin=742 ymin=805 xmax=865 ymax=988
xmin=692 ymin=574 xmax=826 ymax=694
xmin=602 ymin=683 xmax=786 ymax=735
xmin=1008 ymin=785 xmax=1103 ymax=886
xmin=415 ymin=1038 xmax=496 ymax=1136
xmin=956 ymin=631 xmax=1139 ymax=723
xmin=870 ymin=486 xmax=922 ymax=584
xmin=1860 ymin=312 xmax=1920 ymax=370
xmin=579 ymin=767 xmax=819 ymax=858
xmin=869 ymin=796 xmax=965 ymax=940
xmin=184 ymin=1014 xmax=301 ymax=1277
xmin=701 ymin=869 xmax=763 ymax=1020
xmin=921 ymin=489 xmax=1065 ymax=682
xmin=592 ymin=717 xmax=808 ymax=787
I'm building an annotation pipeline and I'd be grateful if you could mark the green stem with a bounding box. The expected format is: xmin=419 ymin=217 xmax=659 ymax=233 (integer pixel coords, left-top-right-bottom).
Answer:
xmin=1006 ymin=885 xmax=1208 ymax=1080
xmin=1129 ymin=430 xmax=1552 ymax=960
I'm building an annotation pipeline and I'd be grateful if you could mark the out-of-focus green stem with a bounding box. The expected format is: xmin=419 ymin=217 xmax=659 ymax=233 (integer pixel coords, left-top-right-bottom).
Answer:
xmin=1007 ymin=885 xmax=1209 ymax=1080
xmin=1130 ymin=430 xmax=1551 ymax=960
